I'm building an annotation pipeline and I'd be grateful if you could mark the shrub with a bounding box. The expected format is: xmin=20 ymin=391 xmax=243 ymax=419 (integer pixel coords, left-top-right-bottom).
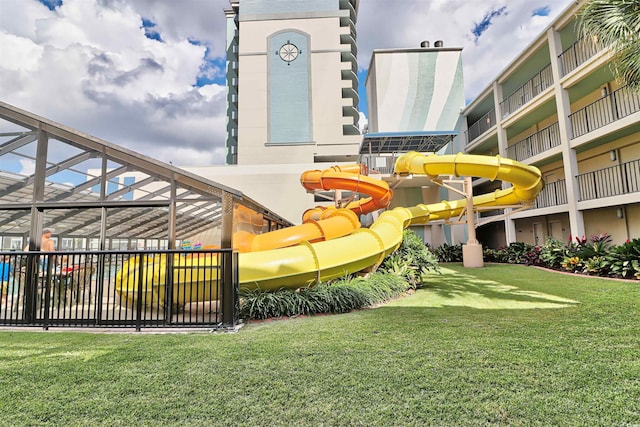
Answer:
xmin=484 ymin=247 xmax=508 ymax=263
xmin=574 ymin=233 xmax=613 ymax=259
xmin=540 ymin=237 xmax=568 ymax=270
xmin=239 ymin=273 xmax=411 ymax=320
xmin=522 ymin=245 xmax=543 ymax=266
xmin=484 ymin=242 xmax=541 ymax=265
xmin=432 ymin=243 xmax=463 ymax=262
xmin=603 ymin=238 xmax=640 ymax=279
xmin=380 ymin=229 xmax=439 ymax=288
xmin=561 ymin=256 xmax=584 ymax=273
xmin=504 ymin=242 xmax=535 ymax=264
xmin=583 ymin=255 xmax=608 ymax=276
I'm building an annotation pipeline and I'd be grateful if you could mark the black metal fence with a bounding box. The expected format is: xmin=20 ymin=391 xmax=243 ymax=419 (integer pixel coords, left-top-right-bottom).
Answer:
xmin=0 ymin=249 xmax=238 ymax=330
xmin=465 ymin=109 xmax=497 ymax=144
xmin=570 ymin=85 xmax=640 ymax=139
xmin=500 ymin=63 xmax=553 ymax=118
xmin=535 ymin=179 xmax=568 ymax=209
xmin=558 ymin=37 xmax=602 ymax=77
xmin=577 ymin=159 xmax=640 ymax=201
xmin=507 ymin=122 xmax=561 ymax=162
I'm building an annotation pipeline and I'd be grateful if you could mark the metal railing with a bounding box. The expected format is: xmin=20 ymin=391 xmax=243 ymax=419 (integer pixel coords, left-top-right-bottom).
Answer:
xmin=577 ymin=159 xmax=640 ymax=201
xmin=570 ymin=85 xmax=640 ymax=138
xmin=558 ymin=37 xmax=603 ymax=76
xmin=360 ymin=154 xmax=399 ymax=175
xmin=0 ymin=249 xmax=238 ymax=330
xmin=500 ymin=63 xmax=553 ymax=118
xmin=507 ymin=122 xmax=561 ymax=161
xmin=465 ymin=109 xmax=496 ymax=144
xmin=534 ymin=179 xmax=567 ymax=209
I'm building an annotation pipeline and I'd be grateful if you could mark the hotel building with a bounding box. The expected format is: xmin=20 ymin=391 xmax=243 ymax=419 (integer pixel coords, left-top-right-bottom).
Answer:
xmin=461 ymin=0 xmax=640 ymax=247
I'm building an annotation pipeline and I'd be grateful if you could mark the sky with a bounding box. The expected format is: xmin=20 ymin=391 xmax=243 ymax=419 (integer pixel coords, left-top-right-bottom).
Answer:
xmin=0 ymin=0 xmax=575 ymax=170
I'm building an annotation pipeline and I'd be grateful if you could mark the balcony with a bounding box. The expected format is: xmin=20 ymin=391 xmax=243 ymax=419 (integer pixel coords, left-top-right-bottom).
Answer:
xmin=506 ymin=122 xmax=561 ymax=162
xmin=534 ymin=179 xmax=567 ymax=209
xmin=340 ymin=33 xmax=357 ymax=56
xmin=569 ymin=85 xmax=640 ymax=138
xmin=558 ymin=37 xmax=603 ymax=77
xmin=577 ymin=159 xmax=640 ymax=201
xmin=465 ymin=109 xmax=496 ymax=144
xmin=500 ymin=64 xmax=553 ymax=118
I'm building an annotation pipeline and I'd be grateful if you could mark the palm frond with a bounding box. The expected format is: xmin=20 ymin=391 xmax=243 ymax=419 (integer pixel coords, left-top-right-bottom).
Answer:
xmin=578 ymin=0 xmax=640 ymax=90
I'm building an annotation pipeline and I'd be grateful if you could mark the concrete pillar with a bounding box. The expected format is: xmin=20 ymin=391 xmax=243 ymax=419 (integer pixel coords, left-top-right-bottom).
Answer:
xmin=462 ymin=177 xmax=484 ymax=267
xmin=547 ymin=27 xmax=585 ymax=240
xmin=493 ymin=81 xmax=517 ymax=244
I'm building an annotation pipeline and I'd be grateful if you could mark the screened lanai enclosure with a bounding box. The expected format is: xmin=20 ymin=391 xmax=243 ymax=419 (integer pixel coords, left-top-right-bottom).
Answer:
xmin=0 ymin=102 xmax=292 ymax=330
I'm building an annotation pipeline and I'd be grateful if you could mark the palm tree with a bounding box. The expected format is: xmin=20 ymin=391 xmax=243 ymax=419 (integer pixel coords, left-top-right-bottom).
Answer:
xmin=578 ymin=0 xmax=640 ymax=91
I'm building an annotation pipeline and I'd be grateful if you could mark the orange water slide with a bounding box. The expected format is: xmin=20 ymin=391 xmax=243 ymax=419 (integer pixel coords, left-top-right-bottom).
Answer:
xmin=234 ymin=164 xmax=392 ymax=252
xmin=300 ymin=164 xmax=393 ymax=220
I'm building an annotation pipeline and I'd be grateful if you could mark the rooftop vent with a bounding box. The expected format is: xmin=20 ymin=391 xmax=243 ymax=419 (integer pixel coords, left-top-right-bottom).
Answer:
xmin=434 ymin=40 xmax=443 ymax=47
xmin=420 ymin=40 xmax=429 ymax=48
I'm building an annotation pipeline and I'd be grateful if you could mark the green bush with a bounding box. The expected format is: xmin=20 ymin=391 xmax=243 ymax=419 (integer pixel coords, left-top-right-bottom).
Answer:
xmin=540 ymin=237 xmax=569 ymax=270
xmin=484 ymin=242 xmax=541 ymax=265
xmin=583 ymin=255 xmax=608 ymax=276
xmin=568 ymin=233 xmax=613 ymax=260
xmin=432 ymin=242 xmax=463 ymax=262
xmin=380 ymin=229 xmax=439 ymax=288
xmin=239 ymin=273 xmax=410 ymax=320
xmin=603 ymin=238 xmax=640 ymax=279
xmin=478 ymin=234 xmax=638 ymax=281
xmin=484 ymin=247 xmax=508 ymax=263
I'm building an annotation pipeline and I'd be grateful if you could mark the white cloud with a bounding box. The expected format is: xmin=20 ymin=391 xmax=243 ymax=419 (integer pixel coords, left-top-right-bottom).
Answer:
xmin=19 ymin=159 xmax=36 ymax=176
xmin=356 ymin=0 xmax=574 ymax=100
xmin=358 ymin=112 xmax=368 ymax=133
xmin=0 ymin=0 xmax=227 ymax=167
xmin=0 ymin=32 xmax=43 ymax=71
xmin=0 ymin=0 xmax=575 ymax=169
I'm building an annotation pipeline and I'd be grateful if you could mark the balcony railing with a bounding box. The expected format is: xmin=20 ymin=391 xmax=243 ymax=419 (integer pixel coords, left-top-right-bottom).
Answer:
xmin=500 ymin=64 xmax=554 ymax=118
xmin=465 ymin=109 xmax=496 ymax=144
xmin=558 ymin=37 xmax=603 ymax=76
xmin=577 ymin=159 xmax=640 ymax=201
xmin=507 ymin=122 xmax=561 ymax=162
xmin=570 ymin=85 xmax=640 ymax=139
xmin=534 ymin=179 xmax=567 ymax=209
xmin=360 ymin=154 xmax=398 ymax=175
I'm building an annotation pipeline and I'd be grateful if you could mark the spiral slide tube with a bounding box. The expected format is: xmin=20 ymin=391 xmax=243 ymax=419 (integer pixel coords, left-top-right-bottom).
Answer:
xmin=116 ymin=152 xmax=543 ymax=302
xmin=233 ymin=164 xmax=392 ymax=252
xmin=238 ymin=151 xmax=543 ymax=290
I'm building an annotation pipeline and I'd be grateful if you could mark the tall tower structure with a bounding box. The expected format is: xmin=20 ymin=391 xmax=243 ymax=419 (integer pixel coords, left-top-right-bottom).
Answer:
xmin=225 ymin=0 xmax=361 ymax=166
xmin=365 ymin=44 xmax=464 ymax=136
xmin=361 ymin=42 xmax=466 ymax=246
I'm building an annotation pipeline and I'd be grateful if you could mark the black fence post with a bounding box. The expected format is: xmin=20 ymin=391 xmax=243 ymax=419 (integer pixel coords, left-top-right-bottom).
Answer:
xmin=135 ymin=256 xmax=144 ymax=332
xmin=164 ymin=252 xmax=174 ymax=326
xmin=24 ymin=252 xmax=37 ymax=323
xmin=42 ymin=254 xmax=52 ymax=330
xmin=221 ymin=250 xmax=237 ymax=328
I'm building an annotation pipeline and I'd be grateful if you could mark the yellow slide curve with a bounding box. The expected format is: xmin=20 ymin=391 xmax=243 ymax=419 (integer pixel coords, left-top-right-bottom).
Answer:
xmin=239 ymin=151 xmax=543 ymax=290
xmin=115 ymin=152 xmax=543 ymax=305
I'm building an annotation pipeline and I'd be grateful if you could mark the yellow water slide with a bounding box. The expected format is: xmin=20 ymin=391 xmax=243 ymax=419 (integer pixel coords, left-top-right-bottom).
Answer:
xmin=239 ymin=151 xmax=543 ymax=290
xmin=116 ymin=152 xmax=543 ymax=304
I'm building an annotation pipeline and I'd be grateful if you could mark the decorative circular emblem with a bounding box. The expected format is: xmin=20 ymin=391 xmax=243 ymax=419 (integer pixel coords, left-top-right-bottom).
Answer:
xmin=278 ymin=41 xmax=299 ymax=63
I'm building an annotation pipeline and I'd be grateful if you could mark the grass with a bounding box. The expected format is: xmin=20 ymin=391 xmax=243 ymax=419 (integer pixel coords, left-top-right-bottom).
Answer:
xmin=0 ymin=264 xmax=638 ymax=426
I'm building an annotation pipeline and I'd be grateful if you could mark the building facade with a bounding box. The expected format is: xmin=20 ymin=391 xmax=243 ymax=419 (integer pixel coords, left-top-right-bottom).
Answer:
xmin=201 ymin=0 xmax=362 ymax=224
xmin=224 ymin=0 xmax=360 ymax=166
xmin=462 ymin=0 xmax=640 ymax=247
xmin=362 ymin=44 xmax=467 ymax=246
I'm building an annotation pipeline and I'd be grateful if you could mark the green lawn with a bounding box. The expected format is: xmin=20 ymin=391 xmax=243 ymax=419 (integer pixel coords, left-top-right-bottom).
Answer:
xmin=1 ymin=264 xmax=638 ymax=426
